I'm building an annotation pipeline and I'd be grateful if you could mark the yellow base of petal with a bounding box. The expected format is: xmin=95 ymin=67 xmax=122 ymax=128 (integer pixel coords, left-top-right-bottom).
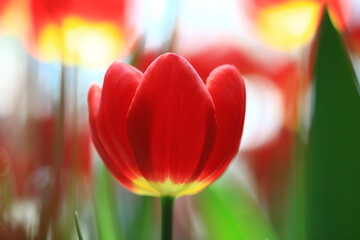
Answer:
xmin=131 ymin=178 xmax=210 ymax=198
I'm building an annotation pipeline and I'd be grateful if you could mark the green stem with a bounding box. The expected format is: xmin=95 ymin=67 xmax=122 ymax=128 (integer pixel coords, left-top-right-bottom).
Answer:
xmin=161 ymin=196 xmax=174 ymax=240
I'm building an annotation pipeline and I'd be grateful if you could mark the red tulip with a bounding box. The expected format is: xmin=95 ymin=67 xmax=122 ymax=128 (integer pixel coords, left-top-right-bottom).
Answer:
xmin=88 ymin=53 xmax=246 ymax=198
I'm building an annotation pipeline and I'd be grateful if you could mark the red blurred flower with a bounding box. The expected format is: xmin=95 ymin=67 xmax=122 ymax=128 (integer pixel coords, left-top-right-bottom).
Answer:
xmin=0 ymin=0 xmax=29 ymax=37
xmin=182 ymin=45 xmax=301 ymax=130
xmin=0 ymin=147 xmax=10 ymax=177
xmin=0 ymin=222 xmax=27 ymax=240
xmin=244 ymin=127 xmax=293 ymax=201
xmin=35 ymin=115 xmax=92 ymax=178
xmin=345 ymin=1 xmax=360 ymax=56
xmin=0 ymin=0 xmax=9 ymax=13
xmin=88 ymin=53 xmax=246 ymax=197
xmin=0 ymin=114 xmax=92 ymax=197
xmin=63 ymin=124 xmax=92 ymax=178
xmin=134 ymin=45 xmax=301 ymax=145
xmin=29 ymin=0 xmax=138 ymax=67
xmin=348 ymin=27 xmax=360 ymax=55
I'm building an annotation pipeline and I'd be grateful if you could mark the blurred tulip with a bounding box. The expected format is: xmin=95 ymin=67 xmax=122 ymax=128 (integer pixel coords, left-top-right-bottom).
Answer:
xmin=348 ymin=27 xmax=360 ymax=55
xmin=88 ymin=53 xmax=246 ymax=198
xmin=0 ymin=0 xmax=30 ymax=37
xmin=183 ymin=44 xmax=302 ymax=132
xmin=0 ymin=147 xmax=10 ymax=177
xmin=29 ymin=0 xmax=139 ymax=67
xmin=0 ymin=222 xmax=27 ymax=240
xmin=0 ymin=130 xmax=37 ymax=197
xmin=344 ymin=0 xmax=360 ymax=55
xmin=0 ymin=112 xmax=92 ymax=197
xmin=63 ymin=122 xmax=92 ymax=178
xmin=35 ymin=114 xmax=92 ymax=178
xmin=243 ymin=127 xmax=293 ymax=226
xmin=0 ymin=0 xmax=9 ymax=14
xmin=245 ymin=0 xmax=349 ymax=51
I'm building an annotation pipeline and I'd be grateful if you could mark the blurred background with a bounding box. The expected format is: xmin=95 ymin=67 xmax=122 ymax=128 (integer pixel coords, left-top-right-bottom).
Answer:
xmin=0 ymin=0 xmax=359 ymax=239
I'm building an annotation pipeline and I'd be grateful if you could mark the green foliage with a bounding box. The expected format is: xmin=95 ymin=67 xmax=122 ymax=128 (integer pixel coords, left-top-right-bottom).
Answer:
xmin=195 ymin=175 xmax=280 ymax=240
xmin=128 ymin=197 xmax=156 ymax=240
xmin=306 ymin=9 xmax=360 ymax=239
xmin=94 ymin=166 xmax=123 ymax=240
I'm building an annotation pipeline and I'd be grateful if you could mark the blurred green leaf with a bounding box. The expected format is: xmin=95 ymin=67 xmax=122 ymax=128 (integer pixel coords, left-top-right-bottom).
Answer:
xmin=94 ymin=165 xmax=123 ymax=240
xmin=75 ymin=212 xmax=84 ymax=240
xmin=128 ymin=196 xmax=156 ymax=240
xmin=306 ymin=9 xmax=360 ymax=239
xmin=286 ymin=134 xmax=306 ymax=240
xmin=195 ymin=175 xmax=280 ymax=240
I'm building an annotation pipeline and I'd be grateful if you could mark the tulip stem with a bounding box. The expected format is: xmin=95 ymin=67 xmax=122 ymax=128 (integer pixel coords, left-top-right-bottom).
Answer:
xmin=161 ymin=196 xmax=174 ymax=240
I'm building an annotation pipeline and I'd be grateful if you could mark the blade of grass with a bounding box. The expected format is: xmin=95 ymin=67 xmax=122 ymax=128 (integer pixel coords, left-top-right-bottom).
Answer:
xmin=75 ymin=212 xmax=84 ymax=240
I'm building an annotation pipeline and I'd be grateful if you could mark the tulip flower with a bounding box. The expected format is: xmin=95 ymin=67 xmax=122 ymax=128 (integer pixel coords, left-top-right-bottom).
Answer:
xmin=88 ymin=52 xmax=245 ymax=197
xmin=88 ymin=53 xmax=245 ymax=238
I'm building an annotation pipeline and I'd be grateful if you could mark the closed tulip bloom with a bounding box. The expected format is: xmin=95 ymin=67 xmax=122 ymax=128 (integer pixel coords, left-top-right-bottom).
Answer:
xmin=88 ymin=53 xmax=246 ymax=198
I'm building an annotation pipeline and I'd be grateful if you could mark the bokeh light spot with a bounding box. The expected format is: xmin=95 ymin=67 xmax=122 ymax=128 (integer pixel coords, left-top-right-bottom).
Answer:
xmin=257 ymin=1 xmax=321 ymax=51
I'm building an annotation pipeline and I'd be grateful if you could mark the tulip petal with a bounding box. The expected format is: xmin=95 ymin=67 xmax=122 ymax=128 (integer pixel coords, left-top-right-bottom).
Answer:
xmin=88 ymin=84 xmax=133 ymax=189
xmin=200 ymin=65 xmax=246 ymax=182
xmin=127 ymin=53 xmax=217 ymax=184
xmin=97 ymin=62 xmax=143 ymax=180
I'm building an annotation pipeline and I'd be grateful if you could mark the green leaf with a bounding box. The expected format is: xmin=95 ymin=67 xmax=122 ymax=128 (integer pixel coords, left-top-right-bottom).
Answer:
xmin=128 ymin=196 xmax=156 ymax=240
xmin=94 ymin=165 xmax=123 ymax=240
xmin=75 ymin=212 xmax=84 ymax=240
xmin=306 ymin=8 xmax=360 ymax=239
xmin=195 ymin=174 xmax=280 ymax=240
xmin=286 ymin=134 xmax=307 ymax=240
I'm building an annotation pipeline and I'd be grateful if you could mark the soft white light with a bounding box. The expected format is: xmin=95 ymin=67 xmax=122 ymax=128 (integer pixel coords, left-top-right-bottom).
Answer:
xmin=0 ymin=38 xmax=26 ymax=116
xmin=241 ymin=76 xmax=284 ymax=150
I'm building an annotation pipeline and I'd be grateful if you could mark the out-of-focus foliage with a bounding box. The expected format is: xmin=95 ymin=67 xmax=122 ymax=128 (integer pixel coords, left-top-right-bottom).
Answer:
xmin=194 ymin=172 xmax=280 ymax=240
